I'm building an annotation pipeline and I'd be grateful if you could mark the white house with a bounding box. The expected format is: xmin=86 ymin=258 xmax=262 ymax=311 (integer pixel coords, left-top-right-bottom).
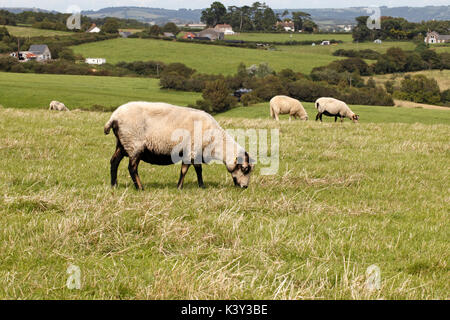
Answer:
xmin=214 ymin=24 xmax=235 ymax=35
xmin=85 ymin=58 xmax=106 ymax=65
xmin=87 ymin=24 xmax=101 ymax=33
xmin=374 ymin=39 xmax=382 ymax=44
xmin=320 ymin=40 xmax=330 ymax=46
xmin=424 ymin=31 xmax=450 ymax=44
xmin=28 ymin=44 xmax=52 ymax=61
xmin=11 ymin=44 xmax=51 ymax=62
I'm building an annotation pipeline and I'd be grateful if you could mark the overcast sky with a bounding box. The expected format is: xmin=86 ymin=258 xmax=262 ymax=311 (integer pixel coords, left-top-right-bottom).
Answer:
xmin=0 ymin=0 xmax=448 ymax=12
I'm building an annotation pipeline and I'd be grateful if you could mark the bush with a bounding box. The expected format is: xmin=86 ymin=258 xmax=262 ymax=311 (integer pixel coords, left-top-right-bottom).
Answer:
xmin=162 ymin=63 xmax=196 ymax=78
xmin=196 ymin=79 xmax=237 ymax=113
xmin=395 ymin=75 xmax=441 ymax=105
xmin=441 ymin=89 xmax=450 ymax=106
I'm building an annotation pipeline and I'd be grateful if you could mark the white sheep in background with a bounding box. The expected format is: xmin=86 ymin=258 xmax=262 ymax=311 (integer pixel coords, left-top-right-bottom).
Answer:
xmin=49 ymin=101 xmax=69 ymax=112
xmin=270 ymin=95 xmax=308 ymax=121
xmin=104 ymin=102 xmax=254 ymax=190
xmin=315 ymin=97 xmax=359 ymax=123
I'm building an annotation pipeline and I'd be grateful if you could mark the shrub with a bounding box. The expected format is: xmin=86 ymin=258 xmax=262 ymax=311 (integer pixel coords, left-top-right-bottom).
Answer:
xmin=395 ymin=75 xmax=441 ymax=104
xmin=196 ymin=79 xmax=237 ymax=113
xmin=441 ymin=89 xmax=450 ymax=106
xmin=162 ymin=63 xmax=196 ymax=78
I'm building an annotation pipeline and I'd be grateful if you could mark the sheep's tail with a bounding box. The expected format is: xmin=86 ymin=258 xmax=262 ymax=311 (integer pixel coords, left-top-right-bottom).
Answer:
xmin=315 ymin=102 xmax=320 ymax=109
xmin=104 ymin=118 xmax=116 ymax=135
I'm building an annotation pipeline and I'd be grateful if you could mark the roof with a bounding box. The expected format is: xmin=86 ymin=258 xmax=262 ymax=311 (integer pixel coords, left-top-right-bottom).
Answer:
xmin=87 ymin=24 xmax=99 ymax=32
xmin=29 ymin=45 xmax=49 ymax=54
xmin=427 ymin=31 xmax=450 ymax=39
xmin=198 ymin=28 xmax=223 ymax=38
xmin=215 ymin=24 xmax=232 ymax=29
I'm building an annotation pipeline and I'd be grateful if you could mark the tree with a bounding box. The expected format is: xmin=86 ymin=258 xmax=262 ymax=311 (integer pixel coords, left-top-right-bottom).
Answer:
xmin=102 ymin=18 xmax=119 ymax=34
xmin=148 ymin=25 xmax=162 ymax=36
xmin=291 ymin=11 xmax=311 ymax=31
xmin=201 ymin=1 xmax=227 ymax=27
xmin=352 ymin=16 xmax=372 ymax=42
xmin=162 ymin=22 xmax=180 ymax=35
xmin=397 ymin=75 xmax=441 ymax=104
xmin=198 ymin=79 xmax=236 ymax=113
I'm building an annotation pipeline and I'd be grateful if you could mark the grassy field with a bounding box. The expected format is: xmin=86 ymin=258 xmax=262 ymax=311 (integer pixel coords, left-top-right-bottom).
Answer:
xmin=0 ymin=72 xmax=200 ymax=110
xmin=225 ymin=32 xmax=353 ymax=43
xmin=2 ymin=25 xmax=72 ymax=37
xmin=71 ymin=38 xmax=346 ymax=75
xmin=0 ymin=105 xmax=448 ymax=299
xmin=70 ymin=37 xmax=437 ymax=75
xmin=220 ymin=102 xmax=450 ymax=124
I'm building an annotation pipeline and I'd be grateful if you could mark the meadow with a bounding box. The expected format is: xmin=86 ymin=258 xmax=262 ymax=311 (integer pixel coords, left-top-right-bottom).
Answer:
xmin=69 ymin=37 xmax=440 ymax=75
xmin=3 ymin=25 xmax=72 ymax=37
xmin=0 ymin=104 xmax=448 ymax=299
xmin=70 ymin=38 xmax=346 ymax=75
xmin=0 ymin=72 xmax=200 ymax=110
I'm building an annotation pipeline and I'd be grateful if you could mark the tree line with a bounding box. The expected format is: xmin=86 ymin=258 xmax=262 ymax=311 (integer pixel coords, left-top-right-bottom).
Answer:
xmin=0 ymin=9 xmax=147 ymax=32
xmin=201 ymin=1 xmax=317 ymax=32
xmin=352 ymin=15 xmax=450 ymax=42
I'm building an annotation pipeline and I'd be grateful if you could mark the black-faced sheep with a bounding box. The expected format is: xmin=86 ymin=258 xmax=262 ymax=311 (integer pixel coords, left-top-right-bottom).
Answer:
xmin=315 ymin=97 xmax=359 ymax=123
xmin=49 ymin=101 xmax=69 ymax=112
xmin=104 ymin=102 xmax=255 ymax=190
xmin=270 ymin=95 xmax=308 ymax=121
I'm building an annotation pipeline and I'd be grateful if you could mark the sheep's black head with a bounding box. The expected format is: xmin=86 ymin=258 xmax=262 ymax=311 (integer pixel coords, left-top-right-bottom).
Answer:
xmin=352 ymin=114 xmax=360 ymax=123
xmin=230 ymin=152 xmax=254 ymax=189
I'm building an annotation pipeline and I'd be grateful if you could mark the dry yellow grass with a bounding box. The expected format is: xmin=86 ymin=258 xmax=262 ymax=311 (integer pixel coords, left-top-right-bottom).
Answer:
xmin=0 ymin=107 xmax=448 ymax=299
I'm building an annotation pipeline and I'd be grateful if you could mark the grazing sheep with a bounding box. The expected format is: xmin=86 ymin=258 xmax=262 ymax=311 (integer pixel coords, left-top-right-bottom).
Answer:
xmin=315 ymin=97 xmax=359 ymax=123
xmin=104 ymin=102 xmax=254 ymax=190
xmin=49 ymin=101 xmax=69 ymax=112
xmin=270 ymin=95 xmax=308 ymax=121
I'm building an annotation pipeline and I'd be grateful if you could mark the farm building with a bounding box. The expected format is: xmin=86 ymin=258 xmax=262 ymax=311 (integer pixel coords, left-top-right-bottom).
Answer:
xmin=182 ymin=32 xmax=197 ymax=39
xmin=85 ymin=58 xmax=106 ymax=65
xmin=181 ymin=23 xmax=207 ymax=29
xmin=87 ymin=24 xmax=101 ymax=33
xmin=424 ymin=31 xmax=450 ymax=44
xmin=26 ymin=44 xmax=52 ymax=61
xmin=374 ymin=39 xmax=382 ymax=44
xmin=276 ymin=21 xmax=295 ymax=32
xmin=10 ymin=51 xmax=37 ymax=62
xmin=197 ymin=28 xmax=224 ymax=41
xmin=214 ymin=24 xmax=235 ymax=35
xmin=163 ymin=32 xmax=176 ymax=38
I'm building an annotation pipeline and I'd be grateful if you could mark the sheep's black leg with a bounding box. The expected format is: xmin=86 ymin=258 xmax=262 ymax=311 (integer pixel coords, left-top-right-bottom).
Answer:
xmin=335 ymin=116 xmax=338 ymax=122
xmin=315 ymin=112 xmax=321 ymax=121
xmin=319 ymin=113 xmax=323 ymax=122
xmin=128 ymin=156 xmax=143 ymax=190
xmin=177 ymin=163 xmax=191 ymax=190
xmin=110 ymin=146 xmax=124 ymax=187
xmin=194 ymin=164 xmax=205 ymax=188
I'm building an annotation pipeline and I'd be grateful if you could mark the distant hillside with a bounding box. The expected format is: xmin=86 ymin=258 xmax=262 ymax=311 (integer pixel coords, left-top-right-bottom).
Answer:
xmin=1 ymin=7 xmax=55 ymax=14
xmin=277 ymin=6 xmax=450 ymax=28
xmin=81 ymin=7 xmax=203 ymax=25
xmin=2 ymin=5 xmax=449 ymax=27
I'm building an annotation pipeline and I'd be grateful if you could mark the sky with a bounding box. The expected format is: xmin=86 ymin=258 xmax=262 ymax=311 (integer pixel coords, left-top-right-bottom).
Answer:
xmin=0 ymin=0 xmax=448 ymax=12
